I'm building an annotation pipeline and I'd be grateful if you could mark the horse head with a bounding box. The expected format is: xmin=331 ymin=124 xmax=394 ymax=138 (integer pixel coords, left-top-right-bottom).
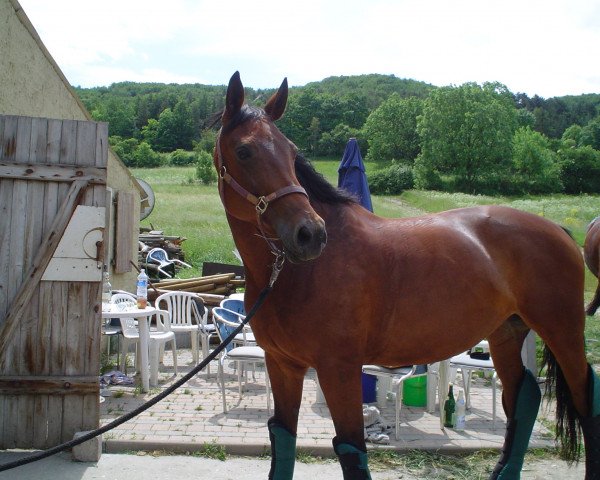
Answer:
xmin=215 ymin=72 xmax=327 ymax=263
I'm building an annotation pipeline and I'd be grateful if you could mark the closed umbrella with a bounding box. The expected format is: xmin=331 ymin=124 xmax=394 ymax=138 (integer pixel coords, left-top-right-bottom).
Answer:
xmin=338 ymin=138 xmax=373 ymax=212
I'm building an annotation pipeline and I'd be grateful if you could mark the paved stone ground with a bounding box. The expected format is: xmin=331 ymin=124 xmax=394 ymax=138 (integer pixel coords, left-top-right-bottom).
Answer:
xmin=99 ymin=348 xmax=555 ymax=457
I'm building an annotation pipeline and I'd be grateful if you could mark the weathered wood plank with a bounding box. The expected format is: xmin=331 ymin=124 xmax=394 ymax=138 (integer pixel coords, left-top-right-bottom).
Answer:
xmin=114 ymin=191 xmax=135 ymax=273
xmin=65 ymin=283 xmax=84 ymax=377
xmin=0 ymin=162 xmax=106 ymax=183
xmin=84 ymin=283 xmax=102 ymax=376
xmin=1 ymin=394 xmax=19 ymax=449
xmin=32 ymin=395 xmax=49 ymax=449
xmin=16 ymin=394 xmax=35 ymax=447
xmin=82 ymin=393 xmax=99 ymax=432
xmin=9 ymin=117 xmax=33 ymax=375
xmin=0 ymin=376 xmax=99 ymax=394
xmin=27 ymin=119 xmax=48 ymax=376
xmin=61 ymin=395 xmax=83 ymax=443
xmin=0 ymin=178 xmax=13 ymax=321
xmin=49 ymin=282 xmax=68 ymax=375
xmin=46 ymin=395 xmax=63 ymax=446
xmin=1 ymin=116 xmax=17 ymax=162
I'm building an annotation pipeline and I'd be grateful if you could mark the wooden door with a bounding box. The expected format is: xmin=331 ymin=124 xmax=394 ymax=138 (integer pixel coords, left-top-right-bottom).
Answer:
xmin=0 ymin=115 xmax=107 ymax=448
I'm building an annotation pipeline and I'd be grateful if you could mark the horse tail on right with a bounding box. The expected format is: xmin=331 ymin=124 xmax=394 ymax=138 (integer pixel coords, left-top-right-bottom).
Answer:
xmin=541 ymin=344 xmax=582 ymax=463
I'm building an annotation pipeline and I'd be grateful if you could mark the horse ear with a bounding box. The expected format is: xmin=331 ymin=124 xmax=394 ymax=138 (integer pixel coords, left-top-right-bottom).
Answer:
xmin=223 ymin=71 xmax=244 ymax=125
xmin=264 ymin=77 xmax=288 ymax=121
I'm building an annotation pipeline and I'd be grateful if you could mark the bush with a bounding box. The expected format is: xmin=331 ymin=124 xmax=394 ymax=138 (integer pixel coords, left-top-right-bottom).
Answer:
xmin=170 ymin=149 xmax=198 ymax=166
xmin=110 ymin=136 xmax=139 ymax=167
xmin=133 ymin=142 xmax=163 ymax=168
xmin=558 ymin=145 xmax=600 ymax=194
xmin=368 ymin=162 xmax=414 ymax=195
xmin=196 ymin=150 xmax=217 ymax=185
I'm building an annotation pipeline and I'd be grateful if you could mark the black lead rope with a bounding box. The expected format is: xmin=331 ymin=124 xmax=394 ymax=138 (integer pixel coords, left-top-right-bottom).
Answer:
xmin=0 ymin=282 xmax=275 ymax=473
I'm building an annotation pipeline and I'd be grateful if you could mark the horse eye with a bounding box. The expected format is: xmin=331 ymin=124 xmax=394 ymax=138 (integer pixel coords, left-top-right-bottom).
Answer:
xmin=236 ymin=146 xmax=252 ymax=161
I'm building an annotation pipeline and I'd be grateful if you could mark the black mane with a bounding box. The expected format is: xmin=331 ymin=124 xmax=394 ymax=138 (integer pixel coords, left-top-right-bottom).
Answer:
xmin=294 ymin=154 xmax=357 ymax=206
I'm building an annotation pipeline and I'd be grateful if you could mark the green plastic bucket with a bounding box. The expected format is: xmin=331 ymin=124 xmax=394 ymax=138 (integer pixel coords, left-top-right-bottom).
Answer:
xmin=402 ymin=376 xmax=427 ymax=407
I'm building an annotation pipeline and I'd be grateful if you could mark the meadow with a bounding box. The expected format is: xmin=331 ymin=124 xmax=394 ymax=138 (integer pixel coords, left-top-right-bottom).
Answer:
xmin=132 ymin=161 xmax=600 ymax=363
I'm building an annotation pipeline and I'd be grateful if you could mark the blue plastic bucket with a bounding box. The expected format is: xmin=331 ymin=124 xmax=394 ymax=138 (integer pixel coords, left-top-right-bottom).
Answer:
xmin=361 ymin=373 xmax=377 ymax=403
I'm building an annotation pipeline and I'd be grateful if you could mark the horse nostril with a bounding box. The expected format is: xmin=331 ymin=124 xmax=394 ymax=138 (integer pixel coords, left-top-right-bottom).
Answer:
xmin=296 ymin=225 xmax=313 ymax=247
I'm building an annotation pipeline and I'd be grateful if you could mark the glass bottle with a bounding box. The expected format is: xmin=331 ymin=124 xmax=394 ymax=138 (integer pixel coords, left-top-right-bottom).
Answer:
xmin=443 ymin=384 xmax=456 ymax=428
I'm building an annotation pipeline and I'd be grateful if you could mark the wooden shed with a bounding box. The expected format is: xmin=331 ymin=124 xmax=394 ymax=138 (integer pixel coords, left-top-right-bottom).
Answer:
xmin=0 ymin=0 xmax=143 ymax=448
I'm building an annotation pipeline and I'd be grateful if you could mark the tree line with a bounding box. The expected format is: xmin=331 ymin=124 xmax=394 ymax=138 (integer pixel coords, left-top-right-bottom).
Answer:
xmin=75 ymin=74 xmax=600 ymax=195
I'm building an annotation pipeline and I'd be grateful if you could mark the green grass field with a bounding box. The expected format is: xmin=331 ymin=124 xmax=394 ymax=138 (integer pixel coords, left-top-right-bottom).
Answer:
xmin=132 ymin=162 xmax=600 ymax=363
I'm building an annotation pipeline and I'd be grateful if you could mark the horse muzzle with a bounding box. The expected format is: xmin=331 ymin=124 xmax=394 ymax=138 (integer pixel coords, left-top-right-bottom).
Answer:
xmin=279 ymin=215 xmax=327 ymax=263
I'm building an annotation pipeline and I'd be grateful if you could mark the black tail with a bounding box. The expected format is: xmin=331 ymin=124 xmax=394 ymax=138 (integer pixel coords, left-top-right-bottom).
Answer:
xmin=541 ymin=345 xmax=582 ymax=463
xmin=586 ymin=282 xmax=600 ymax=316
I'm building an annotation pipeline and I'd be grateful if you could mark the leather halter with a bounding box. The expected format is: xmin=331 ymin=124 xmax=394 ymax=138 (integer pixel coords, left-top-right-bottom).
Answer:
xmin=215 ymin=133 xmax=309 ymax=259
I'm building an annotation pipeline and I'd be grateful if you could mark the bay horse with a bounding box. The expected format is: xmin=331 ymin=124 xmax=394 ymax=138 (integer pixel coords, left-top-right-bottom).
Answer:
xmin=214 ymin=72 xmax=600 ymax=480
xmin=584 ymin=216 xmax=600 ymax=316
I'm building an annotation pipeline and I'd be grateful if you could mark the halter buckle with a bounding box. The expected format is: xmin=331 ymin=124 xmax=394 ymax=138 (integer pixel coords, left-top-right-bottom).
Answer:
xmin=256 ymin=196 xmax=269 ymax=215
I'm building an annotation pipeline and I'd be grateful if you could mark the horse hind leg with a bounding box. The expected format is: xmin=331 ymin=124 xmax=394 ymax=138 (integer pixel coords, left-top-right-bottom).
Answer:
xmin=525 ymin=302 xmax=600 ymax=479
xmin=486 ymin=316 xmax=542 ymax=479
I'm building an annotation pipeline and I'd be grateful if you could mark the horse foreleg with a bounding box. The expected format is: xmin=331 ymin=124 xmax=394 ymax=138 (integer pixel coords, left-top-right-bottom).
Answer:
xmin=487 ymin=322 xmax=540 ymax=480
xmin=317 ymin=366 xmax=372 ymax=480
xmin=265 ymin=353 xmax=306 ymax=480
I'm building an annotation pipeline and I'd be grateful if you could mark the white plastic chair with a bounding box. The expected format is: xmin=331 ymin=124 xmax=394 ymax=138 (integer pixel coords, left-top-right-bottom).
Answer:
xmin=119 ymin=308 xmax=177 ymax=378
xmin=361 ymin=364 xmax=423 ymax=440
xmin=155 ymin=291 xmax=201 ymax=364
xmin=212 ymin=307 xmax=270 ymax=414
xmin=146 ymin=247 xmax=192 ymax=279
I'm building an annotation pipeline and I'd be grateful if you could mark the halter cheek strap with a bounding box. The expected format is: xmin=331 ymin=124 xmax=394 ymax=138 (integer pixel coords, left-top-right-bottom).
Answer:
xmin=215 ymin=134 xmax=308 ymax=258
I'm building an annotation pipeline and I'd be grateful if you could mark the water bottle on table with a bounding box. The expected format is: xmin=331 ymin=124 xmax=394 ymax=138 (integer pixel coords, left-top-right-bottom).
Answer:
xmin=136 ymin=269 xmax=148 ymax=309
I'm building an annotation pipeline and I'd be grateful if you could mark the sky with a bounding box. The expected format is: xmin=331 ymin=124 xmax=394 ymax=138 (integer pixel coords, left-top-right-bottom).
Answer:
xmin=17 ymin=0 xmax=600 ymax=98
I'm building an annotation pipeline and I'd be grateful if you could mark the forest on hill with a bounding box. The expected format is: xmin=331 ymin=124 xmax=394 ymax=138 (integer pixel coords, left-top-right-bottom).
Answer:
xmin=75 ymin=74 xmax=600 ymax=195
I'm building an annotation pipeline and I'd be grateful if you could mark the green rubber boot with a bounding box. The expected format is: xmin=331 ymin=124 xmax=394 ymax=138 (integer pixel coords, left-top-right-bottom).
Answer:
xmin=333 ymin=438 xmax=372 ymax=480
xmin=490 ymin=368 xmax=541 ymax=480
xmin=580 ymin=364 xmax=600 ymax=480
xmin=268 ymin=418 xmax=297 ymax=480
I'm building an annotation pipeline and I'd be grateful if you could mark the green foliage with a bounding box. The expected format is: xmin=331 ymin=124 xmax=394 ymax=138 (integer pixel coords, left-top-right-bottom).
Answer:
xmin=196 ymin=150 xmax=217 ymax=185
xmin=194 ymin=129 xmax=218 ymax=153
xmin=557 ymin=145 xmax=600 ymax=194
xmin=133 ymin=141 xmax=163 ymax=168
xmin=581 ymin=116 xmax=600 ymax=150
xmin=416 ymin=82 xmax=518 ymax=194
xmin=317 ymin=124 xmax=361 ymax=156
xmin=170 ymin=149 xmax=198 ymax=166
xmin=362 ymin=94 xmax=423 ymax=164
xmin=368 ymin=162 xmax=414 ymax=195
xmin=110 ymin=136 xmax=139 ymax=167
xmin=510 ymin=127 xmax=562 ymax=194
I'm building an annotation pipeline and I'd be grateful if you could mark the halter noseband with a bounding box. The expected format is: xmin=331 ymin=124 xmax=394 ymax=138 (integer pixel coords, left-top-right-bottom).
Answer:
xmin=215 ymin=134 xmax=309 ymax=260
